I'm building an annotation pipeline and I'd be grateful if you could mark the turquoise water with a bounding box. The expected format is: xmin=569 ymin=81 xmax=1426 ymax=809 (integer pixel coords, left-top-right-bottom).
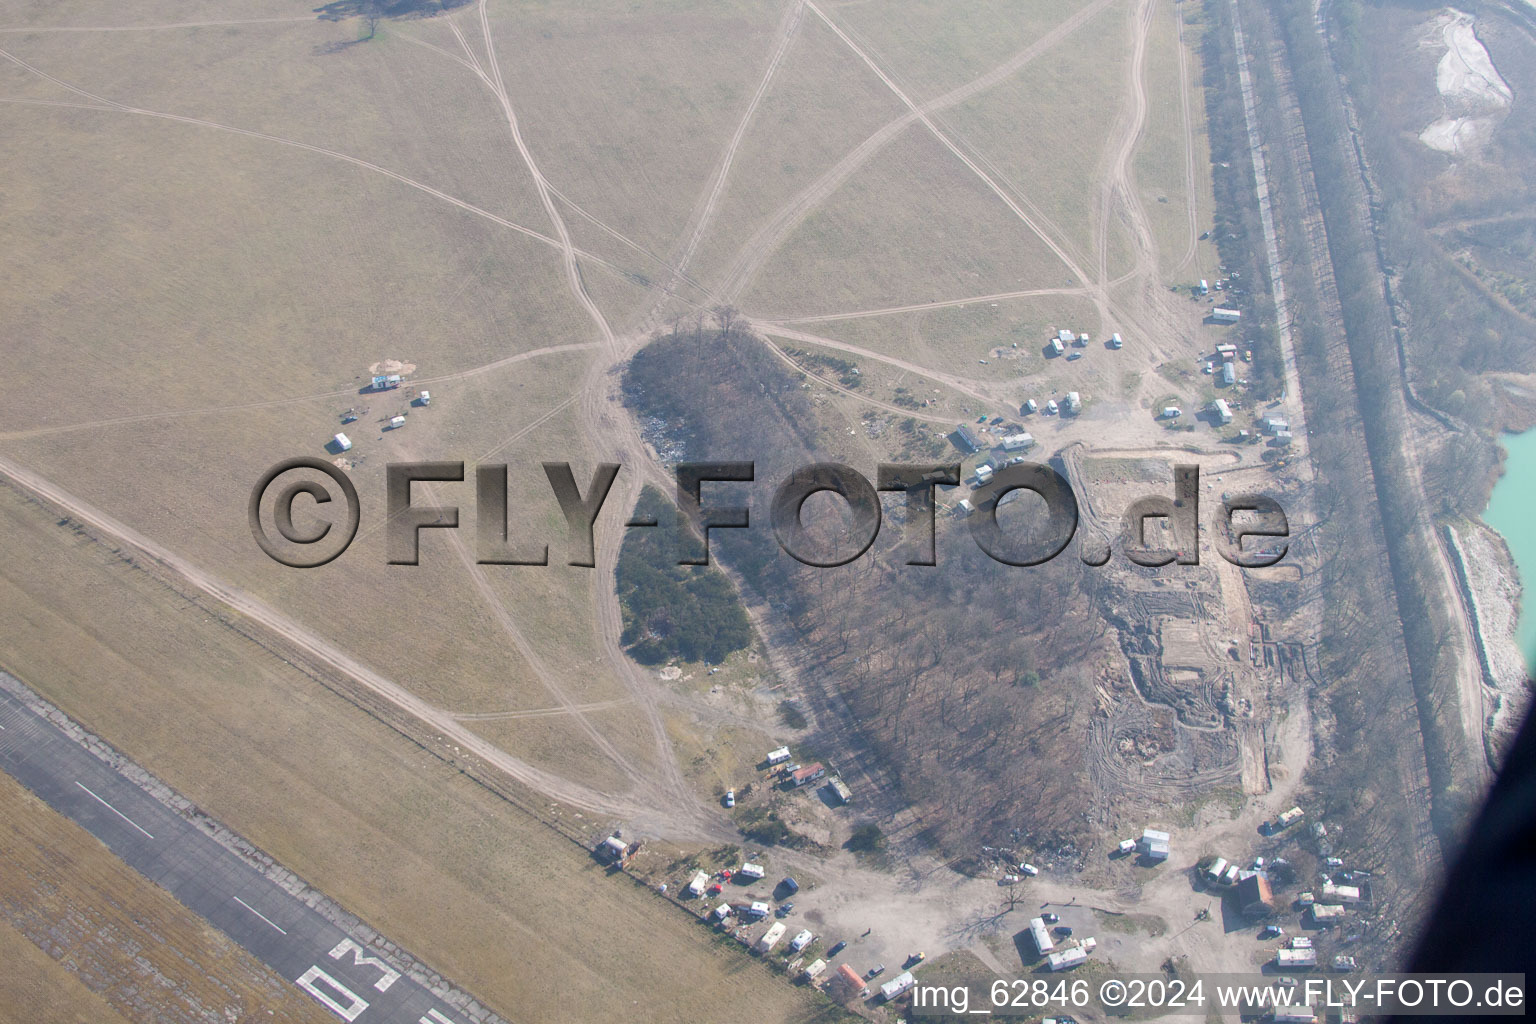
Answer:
xmin=1484 ymin=428 xmax=1536 ymax=673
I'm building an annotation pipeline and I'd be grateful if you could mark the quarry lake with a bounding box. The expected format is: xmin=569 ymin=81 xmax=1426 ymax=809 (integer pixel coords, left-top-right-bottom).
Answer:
xmin=1485 ymin=427 xmax=1536 ymax=672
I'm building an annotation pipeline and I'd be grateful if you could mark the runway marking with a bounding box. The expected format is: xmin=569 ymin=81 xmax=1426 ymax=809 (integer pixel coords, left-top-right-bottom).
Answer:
xmin=74 ymin=780 xmax=153 ymax=838
xmin=296 ymin=965 xmax=369 ymax=1021
xmin=422 ymin=1011 xmax=458 ymax=1024
xmin=328 ymin=938 xmax=400 ymax=991
xmin=233 ymin=895 xmax=289 ymax=935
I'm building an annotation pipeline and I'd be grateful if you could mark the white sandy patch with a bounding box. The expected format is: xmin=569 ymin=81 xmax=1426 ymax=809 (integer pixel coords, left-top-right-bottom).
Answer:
xmin=1419 ymin=9 xmax=1512 ymax=156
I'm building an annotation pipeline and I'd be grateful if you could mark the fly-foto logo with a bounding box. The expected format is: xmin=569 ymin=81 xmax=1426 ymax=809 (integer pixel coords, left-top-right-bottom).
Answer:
xmin=248 ymin=459 xmax=1290 ymax=570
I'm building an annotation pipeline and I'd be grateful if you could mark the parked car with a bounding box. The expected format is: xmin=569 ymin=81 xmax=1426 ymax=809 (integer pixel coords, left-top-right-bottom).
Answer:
xmin=1042 ymin=913 xmax=1060 ymax=924
xmin=776 ymin=902 xmax=795 ymax=917
xmin=723 ymin=789 xmax=735 ymax=808
xmin=1054 ymin=926 xmax=1073 ymax=937
xmin=827 ymin=941 xmax=848 ymax=958
xmin=1261 ymin=925 xmax=1284 ymax=939
xmin=867 ymin=964 xmax=886 ymax=979
xmin=904 ymin=952 xmax=926 ymax=968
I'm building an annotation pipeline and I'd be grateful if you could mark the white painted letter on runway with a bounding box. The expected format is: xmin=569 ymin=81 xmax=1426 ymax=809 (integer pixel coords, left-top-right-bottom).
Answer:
xmin=296 ymin=965 xmax=370 ymax=1021
xmin=329 ymin=937 xmax=401 ymax=992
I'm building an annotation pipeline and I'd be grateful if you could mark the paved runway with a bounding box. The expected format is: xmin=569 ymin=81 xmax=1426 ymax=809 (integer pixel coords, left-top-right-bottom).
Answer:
xmin=0 ymin=675 xmax=502 ymax=1024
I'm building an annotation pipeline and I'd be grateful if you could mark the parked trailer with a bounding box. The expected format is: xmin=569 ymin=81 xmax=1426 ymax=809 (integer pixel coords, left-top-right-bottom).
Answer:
xmin=756 ymin=921 xmax=788 ymax=954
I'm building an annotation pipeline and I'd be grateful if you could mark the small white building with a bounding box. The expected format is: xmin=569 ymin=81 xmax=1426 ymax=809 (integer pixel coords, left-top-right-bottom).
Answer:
xmin=766 ymin=746 xmax=792 ymax=765
xmin=1199 ymin=279 xmax=1210 ymax=295
xmin=418 ymin=389 xmax=431 ymax=406
xmin=686 ymin=871 xmax=710 ymax=897
xmin=1047 ymin=947 xmax=1089 ymax=971
xmin=1310 ymin=903 xmax=1345 ymax=923
xmin=789 ymin=929 xmax=814 ymax=953
xmin=1139 ymin=828 xmax=1171 ymax=861
xmin=1210 ymin=399 xmax=1233 ymax=424
xmin=756 ymin=921 xmax=787 ymax=954
xmin=1274 ymin=948 xmax=1317 ymax=968
xmin=1212 ymin=307 xmax=1242 ymax=323
xmin=1222 ymin=363 xmax=1237 ymax=386
xmin=1029 ymin=917 xmax=1055 ymax=954
xmin=739 ymin=863 xmax=766 ymax=880
xmin=1321 ymin=881 xmax=1362 ymax=904
xmin=333 ymin=432 xmax=353 ymax=452
xmin=802 ymin=958 xmax=827 ymax=981
xmin=747 ymin=901 xmax=771 ymax=917
xmin=1049 ymin=338 xmax=1065 ymax=356
xmin=974 ymin=465 xmax=994 ymax=485
xmin=956 ymin=498 xmax=975 ymax=517
xmin=389 ymin=415 xmax=406 ymax=429
xmin=1077 ymin=332 xmax=1090 ymax=346
xmin=1278 ymin=806 xmax=1304 ymax=827
xmin=1118 ymin=839 xmax=1137 ymax=855
xmin=1273 ymin=1008 xmax=1317 ymax=1024
xmin=1064 ymin=392 xmax=1081 ymax=414
xmin=879 ymin=971 xmax=916 ymax=1002
xmin=1024 ymin=398 xmax=1039 ymax=414
xmin=712 ymin=903 xmax=732 ymax=921
xmin=999 ymin=432 xmax=1035 ymax=451
xmin=1207 ymin=857 xmax=1230 ymax=880
xmin=1161 ymin=406 xmax=1182 ymax=420
xmin=1057 ymin=329 xmax=1075 ymax=343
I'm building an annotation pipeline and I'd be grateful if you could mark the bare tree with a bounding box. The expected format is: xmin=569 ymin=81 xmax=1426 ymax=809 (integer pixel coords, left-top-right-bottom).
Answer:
xmin=712 ymin=305 xmax=740 ymax=337
xmin=361 ymin=0 xmax=382 ymax=39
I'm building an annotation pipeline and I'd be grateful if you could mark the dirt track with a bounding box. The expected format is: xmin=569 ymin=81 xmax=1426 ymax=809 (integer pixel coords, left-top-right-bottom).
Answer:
xmin=0 ymin=0 xmax=1330 ymax=975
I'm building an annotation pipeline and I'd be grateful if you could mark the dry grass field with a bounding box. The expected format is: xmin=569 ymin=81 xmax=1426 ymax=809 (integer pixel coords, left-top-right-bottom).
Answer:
xmin=0 ymin=483 xmax=842 ymax=1024
xmin=0 ymin=0 xmax=1226 ymax=1014
xmin=0 ymin=771 xmax=336 ymax=1024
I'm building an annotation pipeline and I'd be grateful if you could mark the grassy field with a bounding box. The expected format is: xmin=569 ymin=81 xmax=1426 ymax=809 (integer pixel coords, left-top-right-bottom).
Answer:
xmin=1130 ymin=0 xmax=1223 ymax=278
xmin=0 ymin=483 xmax=845 ymax=1024
xmin=683 ymin=12 xmax=910 ymax=292
xmin=0 ymin=922 xmax=135 ymax=1024
xmin=740 ymin=125 xmax=1075 ymax=316
xmin=0 ymin=0 xmax=1230 ymax=1010
xmin=0 ymin=771 xmax=336 ymax=1024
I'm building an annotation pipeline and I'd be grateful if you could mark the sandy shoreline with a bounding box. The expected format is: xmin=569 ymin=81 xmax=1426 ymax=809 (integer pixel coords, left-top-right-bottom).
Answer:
xmin=1447 ymin=520 xmax=1531 ymax=764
